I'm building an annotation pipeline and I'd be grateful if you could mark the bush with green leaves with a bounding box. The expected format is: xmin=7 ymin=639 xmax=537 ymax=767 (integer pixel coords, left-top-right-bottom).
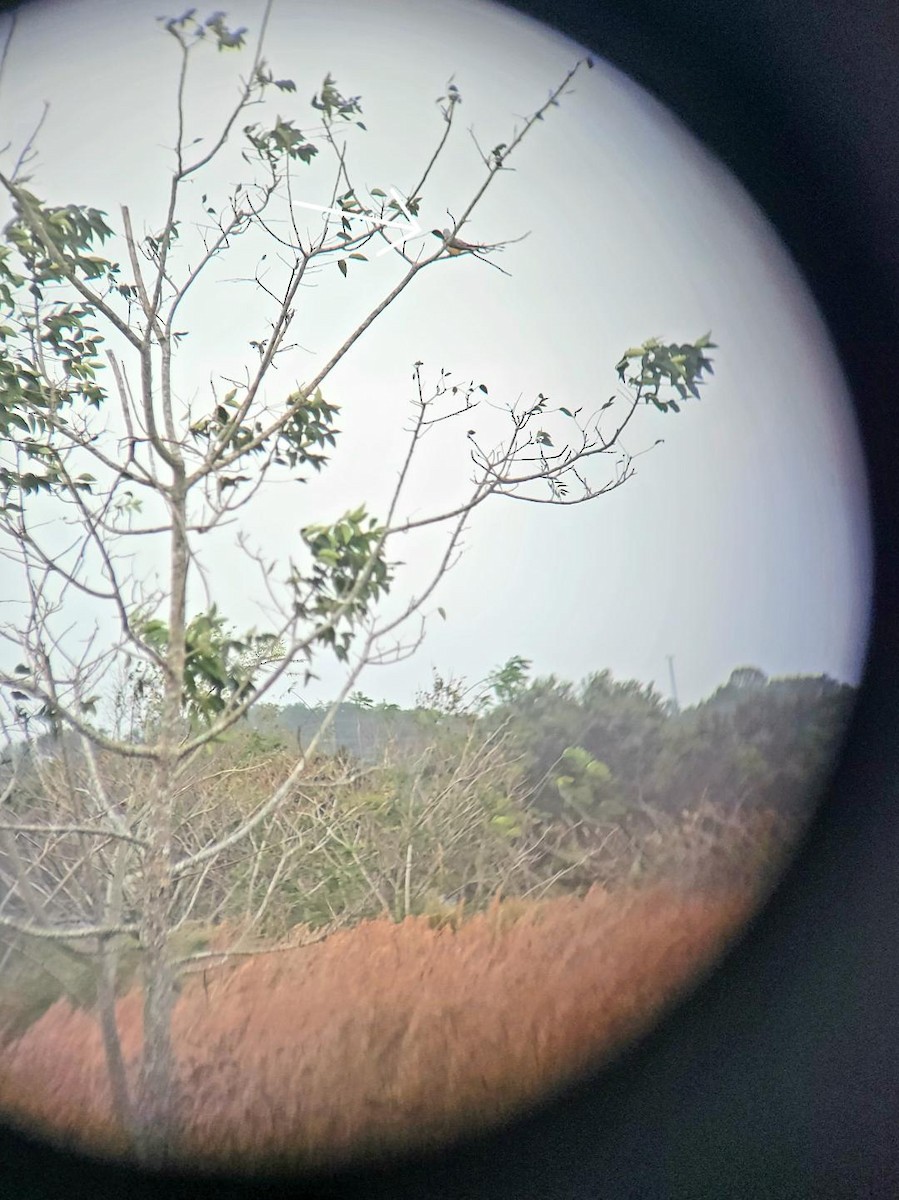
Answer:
xmin=553 ymin=746 xmax=625 ymax=821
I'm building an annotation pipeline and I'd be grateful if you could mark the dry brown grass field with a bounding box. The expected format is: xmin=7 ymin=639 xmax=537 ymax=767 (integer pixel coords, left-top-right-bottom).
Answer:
xmin=0 ymin=883 xmax=756 ymax=1172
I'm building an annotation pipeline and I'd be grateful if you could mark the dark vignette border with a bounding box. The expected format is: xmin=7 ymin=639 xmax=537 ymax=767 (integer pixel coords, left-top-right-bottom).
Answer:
xmin=1 ymin=0 xmax=897 ymax=1196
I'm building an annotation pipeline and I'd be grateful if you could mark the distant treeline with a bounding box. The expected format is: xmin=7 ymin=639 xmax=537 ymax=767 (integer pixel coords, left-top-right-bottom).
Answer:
xmin=268 ymin=701 xmax=456 ymax=763
xmin=495 ymin=665 xmax=854 ymax=817
xmin=255 ymin=664 xmax=855 ymax=820
xmin=0 ymin=664 xmax=854 ymax=825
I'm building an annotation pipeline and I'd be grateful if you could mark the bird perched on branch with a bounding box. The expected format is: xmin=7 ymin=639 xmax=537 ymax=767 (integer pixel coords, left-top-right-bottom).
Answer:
xmin=431 ymin=227 xmax=529 ymax=275
xmin=434 ymin=229 xmax=489 ymax=256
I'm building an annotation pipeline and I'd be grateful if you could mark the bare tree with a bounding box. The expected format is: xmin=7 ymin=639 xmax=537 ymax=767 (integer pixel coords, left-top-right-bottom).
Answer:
xmin=0 ymin=4 xmax=715 ymax=1163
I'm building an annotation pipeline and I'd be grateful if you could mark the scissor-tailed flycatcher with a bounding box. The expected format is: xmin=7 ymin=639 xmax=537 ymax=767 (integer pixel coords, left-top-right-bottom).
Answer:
xmin=431 ymin=227 xmax=528 ymax=275
xmin=435 ymin=229 xmax=490 ymax=256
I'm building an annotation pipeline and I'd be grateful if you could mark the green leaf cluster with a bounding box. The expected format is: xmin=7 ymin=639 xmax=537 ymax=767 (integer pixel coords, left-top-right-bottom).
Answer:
xmin=133 ymin=607 xmax=284 ymax=730
xmin=553 ymin=745 xmax=624 ymax=820
xmin=4 ymin=193 xmax=116 ymax=287
xmin=295 ymin=508 xmax=393 ymax=662
xmin=0 ymin=194 xmax=117 ymax=509
xmin=160 ymin=9 xmax=247 ymax=51
xmin=311 ymin=74 xmax=364 ymax=126
xmin=484 ymin=655 xmax=531 ymax=707
xmin=243 ymin=117 xmax=318 ymax=166
xmin=189 ymin=386 xmax=339 ymax=480
xmin=615 ymin=333 xmax=716 ymax=413
xmin=254 ymin=63 xmax=297 ymax=93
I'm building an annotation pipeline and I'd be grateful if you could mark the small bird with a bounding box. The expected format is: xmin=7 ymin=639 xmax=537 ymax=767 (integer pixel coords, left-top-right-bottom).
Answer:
xmin=431 ymin=228 xmax=512 ymax=275
xmin=433 ymin=228 xmax=487 ymax=256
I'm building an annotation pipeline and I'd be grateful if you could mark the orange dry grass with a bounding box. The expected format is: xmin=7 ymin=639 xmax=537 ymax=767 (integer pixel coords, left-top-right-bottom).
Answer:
xmin=0 ymin=885 xmax=755 ymax=1171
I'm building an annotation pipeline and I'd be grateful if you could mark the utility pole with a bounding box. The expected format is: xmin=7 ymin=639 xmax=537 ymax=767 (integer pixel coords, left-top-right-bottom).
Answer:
xmin=666 ymin=655 xmax=680 ymax=715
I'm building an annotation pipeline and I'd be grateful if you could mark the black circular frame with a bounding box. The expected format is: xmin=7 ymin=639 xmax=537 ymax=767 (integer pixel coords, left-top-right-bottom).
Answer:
xmin=2 ymin=0 xmax=898 ymax=1195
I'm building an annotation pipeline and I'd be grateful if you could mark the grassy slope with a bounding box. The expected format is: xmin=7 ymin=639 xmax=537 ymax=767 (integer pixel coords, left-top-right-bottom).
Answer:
xmin=0 ymin=884 xmax=755 ymax=1171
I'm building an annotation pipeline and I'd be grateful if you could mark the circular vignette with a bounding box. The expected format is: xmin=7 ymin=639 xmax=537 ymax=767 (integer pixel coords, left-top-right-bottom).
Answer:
xmin=0 ymin=0 xmax=896 ymax=1197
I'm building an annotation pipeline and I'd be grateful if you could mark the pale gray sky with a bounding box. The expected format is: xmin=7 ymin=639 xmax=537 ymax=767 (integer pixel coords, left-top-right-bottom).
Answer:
xmin=0 ymin=0 xmax=872 ymax=709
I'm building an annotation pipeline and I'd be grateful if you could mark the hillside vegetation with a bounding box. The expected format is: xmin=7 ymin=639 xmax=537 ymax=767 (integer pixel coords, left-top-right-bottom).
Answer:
xmin=0 ymin=661 xmax=853 ymax=1167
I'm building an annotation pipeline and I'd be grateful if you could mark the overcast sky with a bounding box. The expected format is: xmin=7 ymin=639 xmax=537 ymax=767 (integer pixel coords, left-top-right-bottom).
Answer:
xmin=0 ymin=0 xmax=873 ymax=710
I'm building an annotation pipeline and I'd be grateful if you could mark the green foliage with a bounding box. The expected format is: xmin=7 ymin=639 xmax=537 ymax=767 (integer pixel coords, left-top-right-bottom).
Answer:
xmin=132 ymin=607 xmax=284 ymax=732
xmin=646 ymin=669 xmax=856 ymax=813
xmin=188 ymin=387 xmax=339 ymax=484
xmin=553 ymin=746 xmax=623 ymax=819
xmin=489 ymin=670 xmax=667 ymax=814
xmin=242 ymin=72 xmax=362 ymax=167
xmin=487 ymin=793 xmax=526 ymax=837
xmin=294 ymin=507 xmax=393 ymax=662
xmin=4 ymin=192 xmax=116 ymax=288
xmin=199 ymin=659 xmax=855 ymax=934
xmin=484 ymin=655 xmax=531 ymax=707
xmin=204 ymin=718 xmax=536 ymax=932
xmin=243 ymin=117 xmax=318 ymax=166
xmin=486 ymin=663 xmax=853 ymax=824
xmin=161 ymin=9 xmax=248 ymax=51
xmin=615 ymin=333 xmax=716 ymax=414
xmin=0 ymin=193 xmax=118 ymax=510
xmin=311 ymin=74 xmax=365 ymax=126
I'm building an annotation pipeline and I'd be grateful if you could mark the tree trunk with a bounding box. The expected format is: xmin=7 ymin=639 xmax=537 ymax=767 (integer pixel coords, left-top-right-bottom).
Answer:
xmin=97 ymin=935 xmax=136 ymax=1149
xmin=134 ymin=761 xmax=180 ymax=1165
xmin=97 ymin=843 xmax=137 ymax=1151
xmin=135 ymin=937 xmax=179 ymax=1162
xmin=133 ymin=463 xmax=190 ymax=1164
